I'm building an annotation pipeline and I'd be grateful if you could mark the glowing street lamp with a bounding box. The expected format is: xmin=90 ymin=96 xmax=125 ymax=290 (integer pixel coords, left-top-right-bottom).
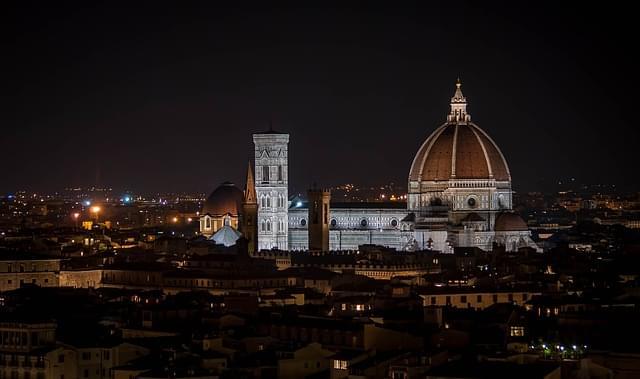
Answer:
xmin=91 ymin=206 xmax=101 ymax=222
xmin=72 ymin=212 xmax=80 ymax=228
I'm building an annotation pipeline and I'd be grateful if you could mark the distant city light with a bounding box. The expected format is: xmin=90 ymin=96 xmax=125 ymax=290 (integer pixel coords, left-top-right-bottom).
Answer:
xmin=91 ymin=206 xmax=101 ymax=213
xmin=84 ymin=200 xmax=91 ymax=206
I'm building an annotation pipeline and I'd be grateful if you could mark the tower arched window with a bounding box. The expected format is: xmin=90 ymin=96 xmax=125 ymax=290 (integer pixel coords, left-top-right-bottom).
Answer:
xmin=261 ymin=220 xmax=266 ymax=232
xmin=266 ymin=195 xmax=271 ymax=208
xmin=266 ymin=220 xmax=271 ymax=232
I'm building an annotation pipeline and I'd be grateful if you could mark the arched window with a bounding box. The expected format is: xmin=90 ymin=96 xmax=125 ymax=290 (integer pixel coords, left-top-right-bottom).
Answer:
xmin=266 ymin=220 xmax=271 ymax=232
xmin=266 ymin=195 xmax=271 ymax=208
xmin=205 ymin=217 xmax=211 ymax=229
xmin=261 ymin=220 xmax=266 ymax=232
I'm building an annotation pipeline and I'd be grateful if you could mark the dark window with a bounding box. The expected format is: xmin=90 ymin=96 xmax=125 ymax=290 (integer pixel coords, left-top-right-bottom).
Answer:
xmin=82 ymin=352 xmax=91 ymax=360
xmin=360 ymin=219 xmax=368 ymax=227
xmin=431 ymin=297 xmax=436 ymax=305
xmin=262 ymin=166 xmax=269 ymax=182
xmin=84 ymin=369 xmax=89 ymax=378
xmin=460 ymin=295 xmax=467 ymax=303
xmin=445 ymin=296 xmax=451 ymax=305
xmin=508 ymin=294 xmax=514 ymax=302
xmin=391 ymin=219 xmax=398 ymax=227
xmin=522 ymin=293 xmax=528 ymax=301
xmin=58 ymin=354 xmax=64 ymax=363
xmin=477 ymin=295 xmax=482 ymax=303
xmin=300 ymin=219 xmax=306 ymax=226
xmin=330 ymin=219 xmax=337 ymax=227
xmin=493 ymin=294 xmax=498 ymax=303
xmin=278 ymin=166 xmax=283 ymax=181
xmin=467 ymin=197 xmax=476 ymax=207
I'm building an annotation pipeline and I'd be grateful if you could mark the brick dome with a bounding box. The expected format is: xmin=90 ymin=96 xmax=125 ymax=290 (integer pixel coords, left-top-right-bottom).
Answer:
xmin=494 ymin=212 xmax=528 ymax=231
xmin=409 ymin=80 xmax=510 ymax=183
xmin=202 ymin=182 xmax=244 ymax=216
xmin=409 ymin=122 xmax=511 ymax=182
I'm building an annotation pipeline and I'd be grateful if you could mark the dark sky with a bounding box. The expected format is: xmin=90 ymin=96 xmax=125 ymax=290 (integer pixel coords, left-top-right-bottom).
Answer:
xmin=3 ymin=2 xmax=638 ymax=195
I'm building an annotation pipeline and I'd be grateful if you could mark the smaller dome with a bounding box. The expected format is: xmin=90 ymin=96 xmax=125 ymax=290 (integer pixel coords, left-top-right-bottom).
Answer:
xmin=210 ymin=224 xmax=242 ymax=247
xmin=202 ymin=182 xmax=244 ymax=216
xmin=461 ymin=212 xmax=485 ymax=223
xmin=494 ymin=212 xmax=528 ymax=231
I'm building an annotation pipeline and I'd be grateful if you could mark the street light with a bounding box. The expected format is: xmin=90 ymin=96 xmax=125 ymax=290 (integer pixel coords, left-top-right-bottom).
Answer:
xmin=91 ymin=206 xmax=101 ymax=222
xmin=72 ymin=212 xmax=80 ymax=228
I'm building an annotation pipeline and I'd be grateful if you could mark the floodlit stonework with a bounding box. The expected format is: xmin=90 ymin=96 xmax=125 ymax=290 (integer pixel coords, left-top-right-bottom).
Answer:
xmin=201 ymin=81 xmax=540 ymax=253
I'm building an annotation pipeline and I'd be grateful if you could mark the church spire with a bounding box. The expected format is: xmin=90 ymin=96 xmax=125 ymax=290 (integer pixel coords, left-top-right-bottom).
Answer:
xmin=244 ymin=161 xmax=257 ymax=204
xmin=448 ymin=78 xmax=471 ymax=122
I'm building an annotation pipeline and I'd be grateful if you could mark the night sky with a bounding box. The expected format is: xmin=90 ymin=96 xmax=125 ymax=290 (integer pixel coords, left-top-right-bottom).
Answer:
xmin=4 ymin=2 xmax=638 ymax=195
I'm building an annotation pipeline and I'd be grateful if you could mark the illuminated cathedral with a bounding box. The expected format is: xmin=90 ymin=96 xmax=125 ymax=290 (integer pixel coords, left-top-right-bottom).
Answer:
xmin=200 ymin=81 xmax=540 ymax=253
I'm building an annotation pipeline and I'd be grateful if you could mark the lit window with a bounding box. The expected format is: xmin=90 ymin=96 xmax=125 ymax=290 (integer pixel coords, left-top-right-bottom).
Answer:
xmin=510 ymin=326 xmax=525 ymax=337
xmin=333 ymin=360 xmax=347 ymax=370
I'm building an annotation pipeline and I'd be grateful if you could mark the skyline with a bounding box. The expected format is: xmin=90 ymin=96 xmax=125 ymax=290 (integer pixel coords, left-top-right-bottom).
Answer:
xmin=4 ymin=3 xmax=638 ymax=194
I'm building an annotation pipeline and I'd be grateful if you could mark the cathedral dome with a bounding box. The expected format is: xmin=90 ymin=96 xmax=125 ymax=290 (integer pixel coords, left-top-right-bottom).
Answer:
xmin=494 ymin=212 xmax=528 ymax=231
xmin=202 ymin=182 xmax=244 ymax=216
xmin=408 ymin=81 xmax=510 ymax=182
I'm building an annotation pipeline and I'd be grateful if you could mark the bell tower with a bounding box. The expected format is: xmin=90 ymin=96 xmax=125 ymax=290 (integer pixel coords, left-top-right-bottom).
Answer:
xmin=253 ymin=127 xmax=289 ymax=250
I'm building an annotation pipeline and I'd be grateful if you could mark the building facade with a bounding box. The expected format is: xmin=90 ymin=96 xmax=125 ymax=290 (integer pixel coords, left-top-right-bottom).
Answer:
xmin=253 ymin=131 xmax=290 ymax=250
xmin=201 ymin=82 xmax=540 ymax=253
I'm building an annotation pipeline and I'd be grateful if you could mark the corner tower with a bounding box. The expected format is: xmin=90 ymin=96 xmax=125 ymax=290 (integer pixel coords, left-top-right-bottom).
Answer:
xmin=253 ymin=127 xmax=289 ymax=250
xmin=308 ymin=188 xmax=331 ymax=251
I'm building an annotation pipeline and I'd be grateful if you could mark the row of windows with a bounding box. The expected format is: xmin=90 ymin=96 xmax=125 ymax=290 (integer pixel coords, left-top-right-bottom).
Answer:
xmin=260 ymin=165 xmax=285 ymax=183
xmin=259 ymin=193 xmax=286 ymax=209
xmin=0 ymin=371 xmax=45 ymax=379
xmin=430 ymin=293 xmax=529 ymax=305
xmin=166 ymin=278 xmax=291 ymax=288
xmin=2 ymin=264 xmax=53 ymax=273
xmin=3 ymin=278 xmax=50 ymax=286
xmin=261 ymin=219 xmax=286 ymax=232
xmin=296 ymin=218 xmax=399 ymax=228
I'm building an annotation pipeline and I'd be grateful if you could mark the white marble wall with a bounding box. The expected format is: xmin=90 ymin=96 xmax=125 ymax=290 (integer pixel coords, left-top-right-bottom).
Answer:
xmin=254 ymin=133 xmax=289 ymax=250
